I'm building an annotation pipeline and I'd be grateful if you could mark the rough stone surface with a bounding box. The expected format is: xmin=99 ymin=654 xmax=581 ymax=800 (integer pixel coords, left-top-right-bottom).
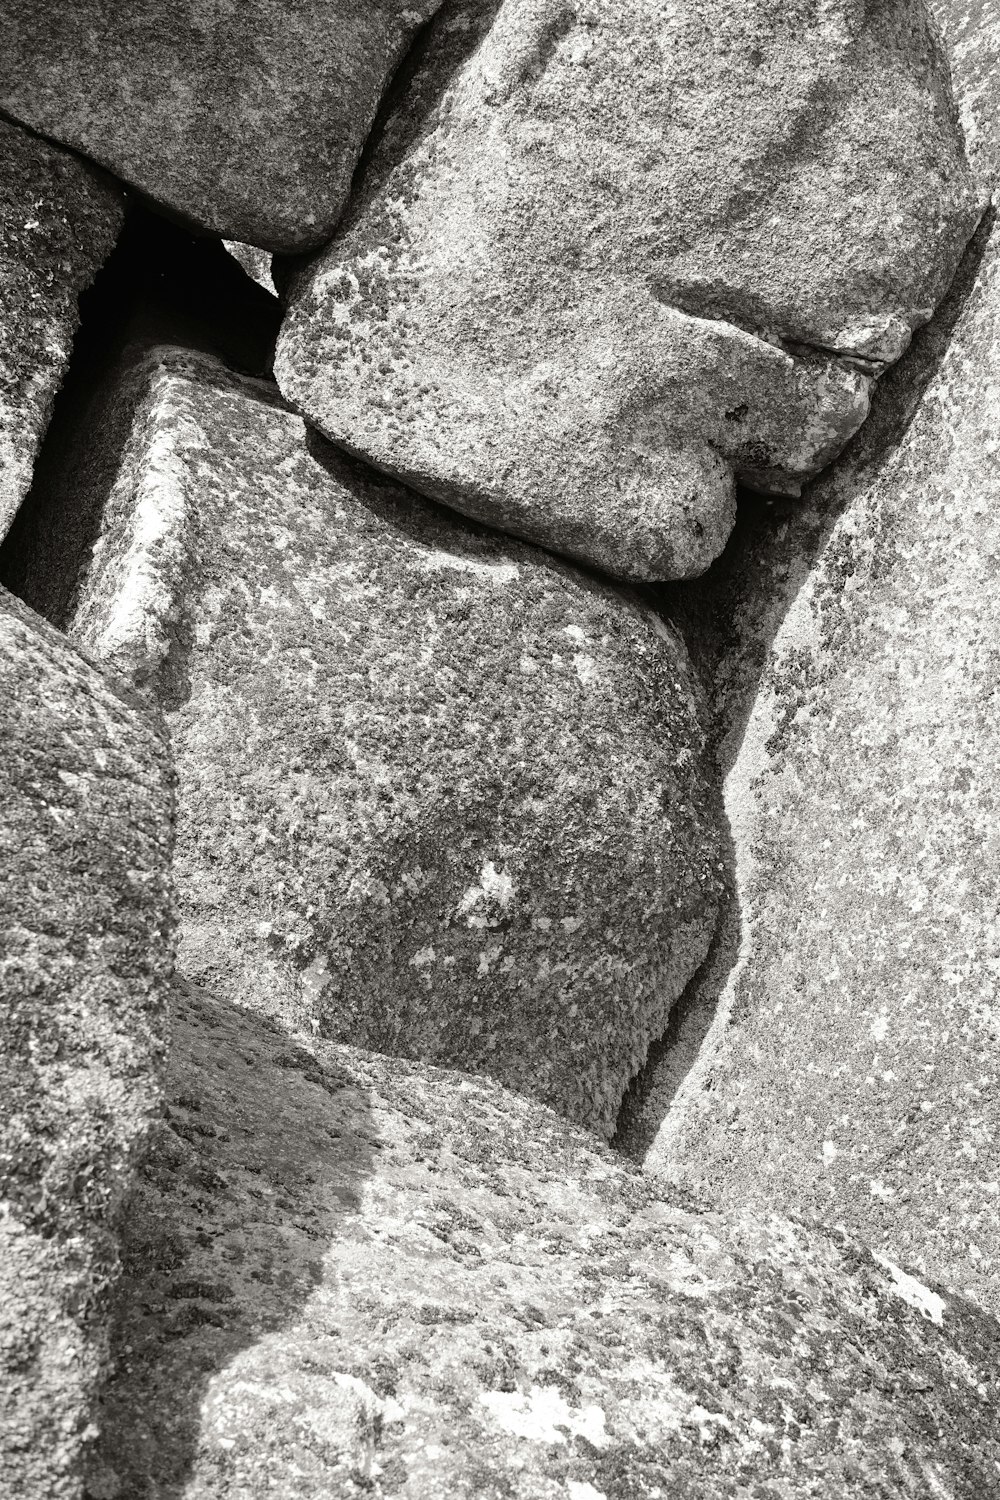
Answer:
xmin=276 ymin=0 xmax=979 ymax=582
xmin=638 ymin=5 xmax=1000 ymax=1315
xmin=0 ymin=1 xmax=443 ymax=253
xmin=0 ymin=587 xmax=175 ymax=1497
xmin=0 ymin=117 xmax=123 ymax=543
xmin=87 ymin=980 xmax=1000 ymax=1499
xmin=63 ymin=345 xmax=722 ymax=1137
xmin=222 ymin=242 xmax=278 ymax=299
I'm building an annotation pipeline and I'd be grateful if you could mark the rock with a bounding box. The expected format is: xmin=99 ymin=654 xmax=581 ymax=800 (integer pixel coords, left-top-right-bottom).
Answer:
xmin=222 ymin=242 xmax=278 ymax=300
xmin=933 ymin=0 xmax=1000 ymax=174
xmin=62 ymin=345 xmax=722 ymax=1137
xmin=275 ymin=0 xmax=979 ymax=583
xmin=0 ymin=587 xmax=174 ymax=1498
xmin=0 ymin=1 xmax=443 ymax=253
xmin=88 ymin=980 xmax=1000 ymax=1499
xmin=0 ymin=117 xmax=123 ymax=543
xmin=639 ymin=2 xmax=1000 ymax=1314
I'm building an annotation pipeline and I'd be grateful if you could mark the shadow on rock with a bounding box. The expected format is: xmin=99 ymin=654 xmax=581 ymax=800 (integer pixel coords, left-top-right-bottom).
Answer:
xmin=85 ymin=980 xmax=378 ymax=1500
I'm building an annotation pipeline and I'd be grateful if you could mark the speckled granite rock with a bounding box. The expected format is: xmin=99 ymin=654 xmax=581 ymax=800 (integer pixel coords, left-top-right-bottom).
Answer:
xmin=0 ymin=587 xmax=174 ymax=1497
xmin=639 ymin=4 xmax=1000 ymax=1314
xmin=275 ymin=0 xmax=979 ymax=583
xmin=0 ymin=1 xmax=442 ymax=253
xmin=64 ymin=345 xmax=722 ymax=1137
xmin=933 ymin=0 xmax=1000 ymax=174
xmin=0 ymin=117 xmax=123 ymax=543
xmin=222 ymin=242 xmax=277 ymax=299
xmin=86 ymin=981 xmax=1000 ymax=1500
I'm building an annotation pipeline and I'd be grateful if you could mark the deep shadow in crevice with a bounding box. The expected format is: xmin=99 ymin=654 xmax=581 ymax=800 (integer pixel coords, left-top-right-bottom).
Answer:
xmin=0 ymin=201 xmax=281 ymax=627
xmin=612 ymin=206 xmax=994 ymax=1160
xmin=613 ymin=833 xmax=740 ymax=1163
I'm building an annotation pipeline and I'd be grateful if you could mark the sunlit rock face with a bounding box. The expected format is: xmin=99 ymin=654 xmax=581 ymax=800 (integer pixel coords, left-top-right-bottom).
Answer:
xmin=276 ymin=0 xmax=980 ymax=583
xmin=642 ymin=0 xmax=1000 ymax=1317
xmin=88 ymin=983 xmax=1000 ymax=1500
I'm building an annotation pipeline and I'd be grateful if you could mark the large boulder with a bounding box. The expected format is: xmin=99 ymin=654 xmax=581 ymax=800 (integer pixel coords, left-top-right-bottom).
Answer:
xmin=62 ymin=345 xmax=722 ymax=1137
xmin=0 ymin=588 xmax=174 ymax=1497
xmin=0 ymin=1 xmax=443 ymax=253
xmin=0 ymin=118 xmax=122 ymax=543
xmin=275 ymin=0 xmax=979 ymax=583
xmin=88 ymin=981 xmax=1000 ymax=1499
xmin=639 ymin=0 xmax=1000 ymax=1315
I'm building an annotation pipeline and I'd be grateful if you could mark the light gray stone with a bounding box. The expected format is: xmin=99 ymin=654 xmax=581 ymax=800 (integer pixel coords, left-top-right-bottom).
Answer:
xmin=65 ymin=345 xmax=723 ymax=1137
xmin=275 ymin=0 xmax=979 ymax=582
xmin=88 ymin=981 xmax=1000 ymax=1499
xmin=0 ymin=1 xmax=443 ymax=253
xmin=640 ymin=1 xmax=1000 ymax=1315
xmin=0 ymin=117 xmax=123 ymax=543
xmin=0 ymin=588 xmax=174 ymax=1498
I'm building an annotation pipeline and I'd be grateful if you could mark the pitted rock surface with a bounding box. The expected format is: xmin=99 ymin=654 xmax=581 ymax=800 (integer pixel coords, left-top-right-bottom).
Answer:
xmin=275 ymin=0 xmax=979 ymax=583
xmin=88 ymin=981 xmax=1000 ymax=1500
xmin=0 ymin=117 xmax=122 ymax=543
xmin=0 ymin=588 xmax=174 ymax=1498
xmin=0 ymin=0 xmax=443 ymax=253
xmin=641 ymin=1 xmax=1000 ymax=1315
xmin=64 ymin=345 xmax=722 ymax=1137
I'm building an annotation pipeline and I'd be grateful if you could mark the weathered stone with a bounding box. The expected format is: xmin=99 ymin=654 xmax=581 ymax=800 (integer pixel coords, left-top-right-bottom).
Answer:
xmin=63 ymin=345 xmax=722 ymax=1137
xmin=0 ymin=117 xmax=123 ymax=543
xmin=0 ymin=1 xmax=443 ymax=253
xmin=0 ymin=588 xmax=174 ymax=1497
xmin=275 ymin=0 xmax=979 ymax=582
xmin=640 ymin=4 xmax=1000 ymax=1315
xmin=222 ymin=242 xmax=277 ymax=299
xmin=88 ymin=981 xmax=1000 ymax=1499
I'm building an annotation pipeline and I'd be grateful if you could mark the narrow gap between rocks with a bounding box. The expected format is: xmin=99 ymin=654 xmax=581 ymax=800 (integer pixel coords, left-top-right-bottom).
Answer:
xmin=612 ymin=207 xmax=994 ymax=1161
xmin=0 ymin=201 xmax=281 ymax=626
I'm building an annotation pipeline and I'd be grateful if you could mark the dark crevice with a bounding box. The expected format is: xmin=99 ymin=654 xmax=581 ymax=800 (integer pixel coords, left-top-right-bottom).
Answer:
xmin=0 ymin=200 xmax=282 ymax=627
xmin=613 ymin=205 xmax=994 ymax=1163
xmin=613 ymin=844 xmax=740 ymax=1163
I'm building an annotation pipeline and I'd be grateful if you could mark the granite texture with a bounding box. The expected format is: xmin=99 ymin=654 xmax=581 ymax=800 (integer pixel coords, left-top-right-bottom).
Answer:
xmin=65 ymin=345 xmax=723 ymax=1137
xmin=0 ymin=588 xmax=175 ymax=1498
xmin=0 ymin=0 xmax=442 ymax=253
xmin=639 ymin=2 xmax=1000 ymax=1315
xmin=275 ymin=0 xmax=979 ymax=582
xmin=0 ymin=117 xmax=123 ymax=543
xmin=87 ymin=981 xmax=1000 ymax=1499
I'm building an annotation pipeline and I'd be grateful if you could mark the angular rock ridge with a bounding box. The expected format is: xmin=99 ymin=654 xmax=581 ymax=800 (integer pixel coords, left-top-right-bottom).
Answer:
xmin=90 ymin=982 xmax=1000 ymax=1499
xmin=0 ymin=0 xmax=444 ymax=253
xmin=63 ymin=344 xmax=723 ymax=1137
xmin=642 ymin=0 xmax=1000 ymax=1314
xmin=0 ymin=588 xmax=174 ymax=1498
xmin=275 ymin=0 xmax=980 ymax=583
xmin=0 ymin=117 xmax=123 ymax=543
